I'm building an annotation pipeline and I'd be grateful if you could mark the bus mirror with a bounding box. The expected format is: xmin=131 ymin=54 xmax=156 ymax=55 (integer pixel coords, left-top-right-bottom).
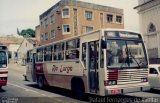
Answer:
xmin=101 ymin=40 xmax=106 ymax=49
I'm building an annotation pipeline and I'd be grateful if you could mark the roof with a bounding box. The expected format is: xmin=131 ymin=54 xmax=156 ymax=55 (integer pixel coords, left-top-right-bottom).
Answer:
xmin=40 ymin=0 xmax=123 ymax=19
xmin=26 ymin=38 xmax=37 ymax=45
xmin=134 ymin=0 xmax=153 ymax=9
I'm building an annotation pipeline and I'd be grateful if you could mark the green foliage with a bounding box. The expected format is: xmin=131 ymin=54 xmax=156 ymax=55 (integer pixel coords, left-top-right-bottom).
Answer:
xmin=17 ymin=28 xmax=35 ymax=38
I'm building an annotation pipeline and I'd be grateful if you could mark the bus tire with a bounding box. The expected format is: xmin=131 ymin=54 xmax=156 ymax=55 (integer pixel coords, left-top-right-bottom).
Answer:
xmin=71 ymin=78 xmax=85 ymax=99
xmin=37 ymin=76 xmax=44 ymax=88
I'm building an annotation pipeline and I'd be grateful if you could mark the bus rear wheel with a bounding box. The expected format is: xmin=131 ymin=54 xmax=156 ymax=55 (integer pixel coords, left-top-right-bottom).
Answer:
xmin=71 ymin=79 xmax=85 ymax=99
xmin=37 ymin=76 xmax=44 ymax=88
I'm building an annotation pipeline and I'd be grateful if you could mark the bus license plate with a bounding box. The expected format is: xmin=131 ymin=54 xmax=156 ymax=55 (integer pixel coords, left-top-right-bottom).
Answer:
xmin=111 ymin=89 xmax=121 ymax=94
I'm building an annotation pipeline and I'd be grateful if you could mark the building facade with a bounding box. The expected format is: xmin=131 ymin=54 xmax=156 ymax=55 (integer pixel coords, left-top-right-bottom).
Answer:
xmin=17 ymin=38 xmax=37 ymax=65
xmin=135 ymin=0 xmax=160 ymax=63
xmin=35 ymin=25 xmax=41 ymax=45
xmin=39 ymin=0 xmax=124 ymax=45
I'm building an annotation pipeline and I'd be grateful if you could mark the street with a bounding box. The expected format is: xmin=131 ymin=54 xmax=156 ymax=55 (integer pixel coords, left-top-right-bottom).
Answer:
xmin=0 ymin=63 xmax=160 ymax=103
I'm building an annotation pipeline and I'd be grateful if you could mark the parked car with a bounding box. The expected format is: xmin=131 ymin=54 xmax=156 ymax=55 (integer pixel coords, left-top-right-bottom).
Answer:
xmin=148 ymin=64 xmax=160 ymax=89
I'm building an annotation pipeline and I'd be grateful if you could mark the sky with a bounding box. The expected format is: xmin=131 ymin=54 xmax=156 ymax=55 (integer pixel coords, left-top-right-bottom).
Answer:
xmin=0 ymin=0 xmax=139 ymax=36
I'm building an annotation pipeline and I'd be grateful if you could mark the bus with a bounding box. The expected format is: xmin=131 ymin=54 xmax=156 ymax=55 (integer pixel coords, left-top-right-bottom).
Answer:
xmin=0 ymin=45 xmax=8 ymax=89
xmin=26 ymin=29 xmax=150 ymax=97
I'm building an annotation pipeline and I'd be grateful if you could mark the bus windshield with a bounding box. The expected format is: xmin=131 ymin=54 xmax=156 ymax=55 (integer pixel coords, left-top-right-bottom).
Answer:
xmin=0 ymin=51 xmax=7 ymax=68
xmin=106 ymin=39 xmax=148 ymax=69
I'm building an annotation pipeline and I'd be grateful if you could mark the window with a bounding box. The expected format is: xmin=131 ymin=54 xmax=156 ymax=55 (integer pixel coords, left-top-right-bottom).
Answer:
xmin=51 ymin=14 xmax=55 ymax=23
xmin=53 ymin=43 xmax=64 ymax=60
xmin=85 ymin=11 xmax=93 ymax=20
xmin=62 ymin=8 xmax=69 ymax=18
xmin=51 ymin=30 xmax=56 ymax=38
xmin=63 ymin=24 xmax=70 ymax=33
xmin=0 ymin=51 xmax=7 ymax=68
xmin=45 ymin=33 xmax=48 ymax=40
xmin=40 ymin=21 xmax=43 ymax=26
xmin=44 ymin=45 xmax=52 ymax=61
xmin=65 ymin=38 xmax=80 ymax=60
xmin=106 ymin=40 xmax=148 ymax=68
xmin=41 ymin=34 xmax=44 ymax=40
xmin=44 ymin=18 xmax=48 ymax=27
xmin=86 ymin=26 xmax=93 ymax=33
xmin=148 ymin=23 xmax=156 ymax=33
xmin=107 ymin=14 xmax=113 ymax=23
xmin=149 ymin=68 xmax=158 ymax=74
xmin=116 ymin=16 xmax=122 ymax=23
xmin=27 ymin=51 xmax=32 ymax=63
xmin=36 ymin=48 xmax=43 ymax=62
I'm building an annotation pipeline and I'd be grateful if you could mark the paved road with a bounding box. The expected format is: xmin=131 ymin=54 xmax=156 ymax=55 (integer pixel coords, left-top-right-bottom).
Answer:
xmin=0 ymin=64 xmax=86 ymax=103
xmin=1 ymin=63 xmax=160 ymax=103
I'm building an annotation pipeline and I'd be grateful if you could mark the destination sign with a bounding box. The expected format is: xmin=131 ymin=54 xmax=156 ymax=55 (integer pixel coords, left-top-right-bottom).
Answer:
xmin=105 ymin=31 xmax=141 ymax=39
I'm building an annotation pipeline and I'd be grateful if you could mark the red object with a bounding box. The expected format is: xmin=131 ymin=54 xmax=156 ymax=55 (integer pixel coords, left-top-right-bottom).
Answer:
xmin=0 ymin=71 xmax=8 ymax=74
xmin=0 ymin=77 xmax=7 ymax=86
xmin=108 ymin=70 xmax=118 ymax=80
xmin=111 ymin=89 xmax=121 ymax=94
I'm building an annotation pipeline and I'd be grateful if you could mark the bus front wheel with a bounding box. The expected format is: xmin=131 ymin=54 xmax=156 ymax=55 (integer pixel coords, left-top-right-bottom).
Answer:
xmin=37 ymin=76 xmax=44 ymax=88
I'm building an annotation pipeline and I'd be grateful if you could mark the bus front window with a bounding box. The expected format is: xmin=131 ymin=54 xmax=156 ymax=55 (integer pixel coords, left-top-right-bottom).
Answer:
xmin=106 ymin=40 xmax=148 ymax=68
xmin=0 ymin=51 xmax=7 ymax=68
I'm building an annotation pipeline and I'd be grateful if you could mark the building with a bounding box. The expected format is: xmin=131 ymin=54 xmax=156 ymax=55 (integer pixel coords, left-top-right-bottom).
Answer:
xmin=39 ymin=0 xmax=124 ymax=45
xmin=134 ymin=0 xmax=160 ymax=63
xmin=17 ymin=38 xmax=37 ymax=65
xmin=0 ymin=35 xmax=23 ymax=63
xmin=35 ymin=25 xmax=41 ymax=45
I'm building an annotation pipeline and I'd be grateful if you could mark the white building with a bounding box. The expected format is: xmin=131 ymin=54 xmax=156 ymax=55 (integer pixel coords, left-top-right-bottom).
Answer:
xmin=135 ymin=0 xmax=160 ymax=63
xmin=17 ymin=38 xmax=37 ymax=65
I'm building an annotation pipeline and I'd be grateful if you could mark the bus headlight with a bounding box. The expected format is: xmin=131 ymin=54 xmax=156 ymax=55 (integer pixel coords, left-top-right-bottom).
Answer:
xmin=141 ymin=78 xmax=148 ymax=82
xmin=104 ymin=80 xmax=117 ymax=86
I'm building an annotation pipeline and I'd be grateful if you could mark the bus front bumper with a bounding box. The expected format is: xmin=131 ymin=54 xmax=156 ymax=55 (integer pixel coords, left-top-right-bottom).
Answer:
xmin=0 ymin=77 xmax=8 ymax=86
xmin=105 ymin=84 xmax=150 ymax=95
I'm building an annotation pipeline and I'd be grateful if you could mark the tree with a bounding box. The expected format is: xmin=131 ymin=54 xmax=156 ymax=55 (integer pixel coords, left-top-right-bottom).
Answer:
xmin=17 ymin=28 xmax=20 ymax=35
xmin=18 ymin=28 xmax=35 ymax=38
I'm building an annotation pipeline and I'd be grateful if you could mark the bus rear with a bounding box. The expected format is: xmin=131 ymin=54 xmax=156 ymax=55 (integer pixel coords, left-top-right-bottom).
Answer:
xmin=0 ymin=45 xmax=8 ymax=89
xmin=102 ymin=30 xmax=150 ymax=95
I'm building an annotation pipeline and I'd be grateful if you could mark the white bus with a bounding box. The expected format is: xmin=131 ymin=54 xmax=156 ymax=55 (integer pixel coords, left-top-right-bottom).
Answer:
xmin=26 ymin=29 xmax=150 ymax=97
xmin=0 ymin=45 xmax=8 ymax=89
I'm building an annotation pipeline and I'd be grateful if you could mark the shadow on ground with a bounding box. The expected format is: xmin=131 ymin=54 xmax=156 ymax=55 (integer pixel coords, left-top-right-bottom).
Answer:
xmin=0 ymin=88 xmax=6 ymax=93
xmin=25 ymin=84 xmax=145 ymax=103
xmin=146 ymin=89 xmax=160 ymax=95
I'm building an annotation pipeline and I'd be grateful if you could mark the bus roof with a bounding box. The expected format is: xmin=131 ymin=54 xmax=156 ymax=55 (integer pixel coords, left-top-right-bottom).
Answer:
xmin=30 ymin=28 xmax=141 ymax=51
xmin=101 ymin=28 xmax=140 ymax=34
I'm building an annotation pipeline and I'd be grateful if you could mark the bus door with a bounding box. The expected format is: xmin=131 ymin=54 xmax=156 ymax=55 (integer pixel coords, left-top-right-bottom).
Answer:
xmin=31 ymin=53 xmax=36 ymax=82
xmin=88 ymin=41 xmax=99 ymax=93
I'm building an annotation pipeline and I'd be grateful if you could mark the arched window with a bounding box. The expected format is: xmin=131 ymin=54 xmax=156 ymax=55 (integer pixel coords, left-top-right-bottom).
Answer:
xmin=148 ymin=23 xmax=156 ymax=33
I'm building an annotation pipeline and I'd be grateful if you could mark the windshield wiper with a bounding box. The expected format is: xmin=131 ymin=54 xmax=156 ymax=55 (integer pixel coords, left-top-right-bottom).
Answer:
xmin=128 ymin=49 xmax=141 ymax=68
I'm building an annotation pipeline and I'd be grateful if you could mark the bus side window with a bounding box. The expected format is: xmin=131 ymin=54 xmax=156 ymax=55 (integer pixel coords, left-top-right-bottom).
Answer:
xmin=54 ymin=43 xmax=64 ymax=61
xmin=82 ymin=43 xmax=86 ymax=68
xmin=65 ymin=39 xmax=79 ymax=60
